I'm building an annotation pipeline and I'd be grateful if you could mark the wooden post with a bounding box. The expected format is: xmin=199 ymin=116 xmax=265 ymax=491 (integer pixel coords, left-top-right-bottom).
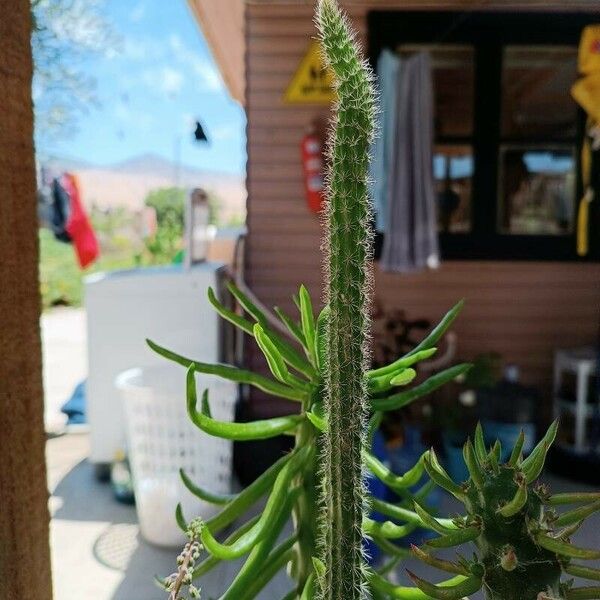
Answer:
xmin=0 ymin=0 xmax=53 ymax=597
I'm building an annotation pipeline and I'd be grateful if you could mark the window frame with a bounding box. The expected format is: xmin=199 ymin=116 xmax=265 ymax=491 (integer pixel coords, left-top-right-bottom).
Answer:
xmin=367 ymin=10 xmax=600 ymax=261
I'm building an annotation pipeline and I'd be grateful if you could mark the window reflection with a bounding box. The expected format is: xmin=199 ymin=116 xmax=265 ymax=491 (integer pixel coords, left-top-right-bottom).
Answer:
xmin=499 ymin=147 xmax=576 ymax=235
xmin=434 ymin=146 xmax=473 ymax=233
xmin=502 ymin=46 xmax=578 ymax=139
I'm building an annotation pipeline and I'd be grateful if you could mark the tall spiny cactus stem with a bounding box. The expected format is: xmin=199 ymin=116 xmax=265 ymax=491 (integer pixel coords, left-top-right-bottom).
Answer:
xmin=316 ymin=1 xmax=376 ymax=599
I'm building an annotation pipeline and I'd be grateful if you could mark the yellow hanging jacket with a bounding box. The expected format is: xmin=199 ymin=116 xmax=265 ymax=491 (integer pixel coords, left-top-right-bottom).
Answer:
xmin=571 ymin=25 xmax=600 ymax=256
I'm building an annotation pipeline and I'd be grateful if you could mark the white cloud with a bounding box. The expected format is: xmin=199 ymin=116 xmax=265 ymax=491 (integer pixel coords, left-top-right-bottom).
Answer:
xmin=212 ymin=123 xmax=239 ymax=141
xmin=169 ymin=34 xmax=184 ymax=53
xmin=190 ymin=59 xmax=223 ymax=92
xmin=141 ymin=66 xmax=185 ymax=97
xmin=130 ymin=3 xmax=146 ymax=23
xmin=118 ymin=34 xmax=224 ymax=96
xmin=113 ymin=103 xmax=155 ymax=131
xmin=122 ymin=38 xmax=150 ymax=61
xmin=168 ymin=33 xmax=224 ymax=92
xmin=161 ymin=67 xmax=184 ymax=95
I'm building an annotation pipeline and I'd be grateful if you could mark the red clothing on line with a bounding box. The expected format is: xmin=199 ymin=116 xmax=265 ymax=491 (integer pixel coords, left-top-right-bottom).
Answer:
xmin=62 ymin=173 xmax=100 ymax=269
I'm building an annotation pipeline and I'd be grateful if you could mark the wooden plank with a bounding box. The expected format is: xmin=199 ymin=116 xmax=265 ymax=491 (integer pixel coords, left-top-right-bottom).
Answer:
xmin=248 ymin=0 xmax=598 ymax=9
xmin=248 ymin=4 xmax=366 ymax=18
xmin=248 ymin=126 xmax=323 ymax=144
xmin=247 ymin=182 xmax=305 ymax=197
xmin=249 ymin=203 xmax=312 ymax=217
xmin=248 ymin=36 xmax=317 ymax=56
xmin=248 ymin=140 xmax=301 ymax=154
xmin=247 ymin=90 xmax=292 ymax=108
xmin=250 ymin=164 xmax=304 ymax=180
xmin=248 ymin=54 xmax=317 ymax=73
xmin=247 ymin=33 xmax=366 ymax=58
xmin=246 ymin=219 xmax=320 ymax=235
xmin=248 ymin=146 xmax=305 ymax=164
xmin=248 ymin=72 xmax=303 ymax=92
xmin=247 ymin=109 xmax=330 ymax=127
xmin=248 ymin=18 xmax=366 ymax=37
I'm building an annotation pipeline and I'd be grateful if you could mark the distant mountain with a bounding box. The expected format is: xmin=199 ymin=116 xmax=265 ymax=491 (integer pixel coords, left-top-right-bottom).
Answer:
xmin=42 ymin=155 xmax=95 ymax=172
xmin=44 ymin=153 xmax=246 ymax=224
xmin=109 ymin=153 xmax=176 ymax=174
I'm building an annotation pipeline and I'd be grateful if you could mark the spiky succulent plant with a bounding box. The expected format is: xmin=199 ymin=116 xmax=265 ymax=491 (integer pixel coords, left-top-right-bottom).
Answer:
xmin=395 ymin=422 xmax=600 ymax=600
xmin=150 ymin=1 xmax=600 ymax=599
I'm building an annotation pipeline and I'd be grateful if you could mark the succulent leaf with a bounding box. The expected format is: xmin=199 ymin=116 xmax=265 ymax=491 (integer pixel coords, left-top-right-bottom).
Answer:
xmin=535 ymin=533 xmax=600 ymax=560
xmin=564 ymin=563 xmax=600 ymax=582
xmin=186 ymin=373 xmax=303 ymax=440
xmin=406 ymin=570 xmax=482 ymax=600
xmin=364 ymin=451 xmax=426 ymax=492
xmin=371 ymin=363 xmax=472 ymax=412
xmin=423 ymin=451 xmax=466 ymax=501
xmin=565 ymin=587 xmax=600 ymax=599
xmin=497 ymin=479 xmax=528 ymax=518
xmin=548 ymin=492 xmax=600 ymax=506
xmin=463 ymin=438 xmax=485 ymax=490
xmin=179 ymin=468 xmax=236 ymax=505
xmin=425 ymin=526 xmax=481 ymax=549
xmin=508 ymin=429 xmax=525 ymax=466
xmin=410 ymin=545 xmax=470 ymax=576
xmin=147 ymin=338 xmax=306 ymax=402
xmin=554 ymin=500 xmax=600 ymax=527
xmin=474 ymin=422 xmax=488 ymax=464
xmin=369 ymin=570 xmax=469 ymax=600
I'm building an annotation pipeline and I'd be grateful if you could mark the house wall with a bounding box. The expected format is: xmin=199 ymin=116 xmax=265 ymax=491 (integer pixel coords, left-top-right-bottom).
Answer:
xmin=245 ymin=1 xmax=600 ymax=411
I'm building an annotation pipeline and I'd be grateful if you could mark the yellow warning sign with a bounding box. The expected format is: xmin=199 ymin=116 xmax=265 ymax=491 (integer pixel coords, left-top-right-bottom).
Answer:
xmin=284 ymin=40 xmax=336 ymax=104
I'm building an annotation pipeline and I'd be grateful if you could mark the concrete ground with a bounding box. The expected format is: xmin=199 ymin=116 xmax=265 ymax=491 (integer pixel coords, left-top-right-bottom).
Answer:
xmin=47 ymin=433 xmax=293 ymax=600
xmin=42 ymin=307 xmax=87 ymax=433
xmin=48 ymin=431 xmax=600 ymax=600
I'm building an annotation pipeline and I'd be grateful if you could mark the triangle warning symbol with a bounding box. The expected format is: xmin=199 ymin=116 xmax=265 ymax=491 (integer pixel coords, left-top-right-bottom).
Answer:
xmin=284 ymin=40 xmax=336 ymax=104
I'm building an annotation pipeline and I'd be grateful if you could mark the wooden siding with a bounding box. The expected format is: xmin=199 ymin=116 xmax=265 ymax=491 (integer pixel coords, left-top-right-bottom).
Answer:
xmin=249 ymin=1 xmax=600 ymax=9
xmin=245 ymin=2 xmax=600 ymax=412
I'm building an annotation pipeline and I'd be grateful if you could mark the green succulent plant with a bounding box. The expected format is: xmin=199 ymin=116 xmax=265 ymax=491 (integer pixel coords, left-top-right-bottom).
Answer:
xmin=397 ymin=422 xmax=600 ymax=600
xmin=151 ymin=258 xmax=466 ymax=599
xmin=150 ymin=1 xmax=600 ymax=599
xmin=151 ymin=3 xmax=468 ymax=597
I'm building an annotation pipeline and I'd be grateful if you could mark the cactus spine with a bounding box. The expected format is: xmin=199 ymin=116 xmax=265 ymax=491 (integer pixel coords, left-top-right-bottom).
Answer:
xmin=316 ymin=1 xmax=376 ymax=598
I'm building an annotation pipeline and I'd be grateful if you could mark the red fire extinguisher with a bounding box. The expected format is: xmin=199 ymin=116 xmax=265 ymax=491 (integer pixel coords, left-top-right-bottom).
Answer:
xmin=301 ymin=126 xmax=325 ymax=214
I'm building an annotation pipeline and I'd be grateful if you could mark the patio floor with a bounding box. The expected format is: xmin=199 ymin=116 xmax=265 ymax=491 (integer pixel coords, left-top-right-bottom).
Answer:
xmin=42 ymin=307 xmax=87 ymax=433
xmin=48 ymin=432 xmax=600 ymax=600
xmin=47 ymin=432 xmax=293 ymax=600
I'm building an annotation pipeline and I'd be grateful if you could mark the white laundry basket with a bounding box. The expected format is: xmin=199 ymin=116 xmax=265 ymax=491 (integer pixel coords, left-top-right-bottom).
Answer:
xmin=116 ymin=365 xmax=236 ymax=547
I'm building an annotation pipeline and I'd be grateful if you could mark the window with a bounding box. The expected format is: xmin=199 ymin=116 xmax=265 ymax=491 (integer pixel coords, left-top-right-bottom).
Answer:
xmin=368 ymin=11 xmax=599 ymax=261
xmin=499 ymin=46 xmax=578 ymax=236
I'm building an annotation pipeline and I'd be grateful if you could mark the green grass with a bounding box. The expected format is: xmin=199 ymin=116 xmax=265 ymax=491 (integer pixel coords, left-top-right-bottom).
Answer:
xmin=39 ymin=228 xmax=139 ymax=310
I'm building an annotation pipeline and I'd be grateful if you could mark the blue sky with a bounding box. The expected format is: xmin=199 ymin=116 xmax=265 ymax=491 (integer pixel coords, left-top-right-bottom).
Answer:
xmin=39 ymin=0 xmax=246 ymax=175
